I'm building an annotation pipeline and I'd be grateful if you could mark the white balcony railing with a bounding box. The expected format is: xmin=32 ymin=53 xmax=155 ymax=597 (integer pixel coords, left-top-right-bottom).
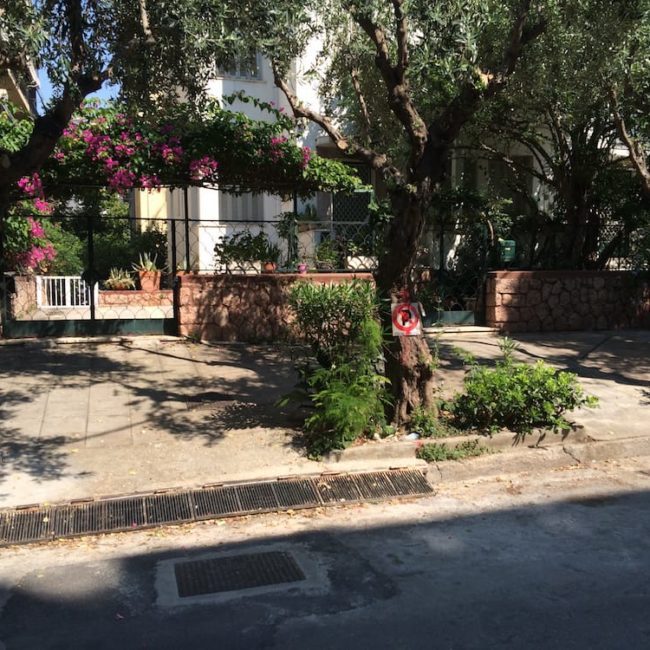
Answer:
xmin=36 ymin=275 xmax=98 ymax=309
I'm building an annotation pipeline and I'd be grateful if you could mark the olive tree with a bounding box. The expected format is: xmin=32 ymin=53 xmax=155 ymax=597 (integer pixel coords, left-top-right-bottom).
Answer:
xmin=256 ymin=0 xmax=547 ymax=421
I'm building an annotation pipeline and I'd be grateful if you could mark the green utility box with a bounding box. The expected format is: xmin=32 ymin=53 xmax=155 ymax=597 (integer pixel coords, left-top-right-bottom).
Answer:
xmin=499 ymin=239 xmax=516 ymax=264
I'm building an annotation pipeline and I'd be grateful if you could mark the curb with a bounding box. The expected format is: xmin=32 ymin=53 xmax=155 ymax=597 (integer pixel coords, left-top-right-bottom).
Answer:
xmin=325 ymin=431 xmax=650 ymax=486
xmin=324 ymin=426 xmax=591 ymax=463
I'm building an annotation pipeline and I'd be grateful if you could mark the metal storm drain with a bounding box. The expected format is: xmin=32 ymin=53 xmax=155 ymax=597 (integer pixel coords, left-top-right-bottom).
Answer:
xmin=174 ymin=551 xmax=305 ymax=597
xmin=0 ymin=469 xmax=434 ymax=547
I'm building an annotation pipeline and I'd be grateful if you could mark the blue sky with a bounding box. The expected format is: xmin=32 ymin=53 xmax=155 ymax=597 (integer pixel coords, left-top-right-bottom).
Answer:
xmin=37 ymin=70 xmax=119 ymax=111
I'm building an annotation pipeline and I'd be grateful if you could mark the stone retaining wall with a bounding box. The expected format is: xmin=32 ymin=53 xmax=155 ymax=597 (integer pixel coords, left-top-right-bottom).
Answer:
xmin=177 ymin=273 xmax=373 ymax=342
xmin=486 ymin=270 xmax=650 ymax=332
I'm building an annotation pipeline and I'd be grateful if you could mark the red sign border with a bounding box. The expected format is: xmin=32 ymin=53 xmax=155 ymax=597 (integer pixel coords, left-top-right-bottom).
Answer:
xmin=392 ymin=302 xmax=420 ymax=334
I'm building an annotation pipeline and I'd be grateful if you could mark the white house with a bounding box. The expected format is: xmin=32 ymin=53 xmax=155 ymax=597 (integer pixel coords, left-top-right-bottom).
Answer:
xmin=134 ymin=42 xmax=375 ymax=273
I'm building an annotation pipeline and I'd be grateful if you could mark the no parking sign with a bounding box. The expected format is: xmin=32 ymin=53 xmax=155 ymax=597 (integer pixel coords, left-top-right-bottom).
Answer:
xmin=391 ymin=302 xmax=422 ymax=336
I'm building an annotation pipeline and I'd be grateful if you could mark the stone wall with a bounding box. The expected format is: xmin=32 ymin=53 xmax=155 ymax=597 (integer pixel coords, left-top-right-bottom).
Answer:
xmin=98 ymin=289 xmax=173 ymax=307
xmin=486 ymin=270 xmax=650 ymax=332
xmin=8 ymin=276 xmax=37 ymax=319
xmin=177 ymin=273 xmax=373 ymax=342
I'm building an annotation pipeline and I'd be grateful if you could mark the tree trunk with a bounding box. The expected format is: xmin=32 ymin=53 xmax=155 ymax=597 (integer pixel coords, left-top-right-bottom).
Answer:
xmin=376 ymin=189 xmax=436 ymax=425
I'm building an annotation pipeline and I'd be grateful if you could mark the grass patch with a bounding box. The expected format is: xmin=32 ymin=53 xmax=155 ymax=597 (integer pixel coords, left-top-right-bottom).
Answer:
xmin=416 ymin=439 xmax=489 ymax=463
xmin=409 ymin=406 xmax=463 ymax=438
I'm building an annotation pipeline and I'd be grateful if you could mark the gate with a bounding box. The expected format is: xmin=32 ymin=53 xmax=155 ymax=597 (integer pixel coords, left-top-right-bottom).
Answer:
xmin=417 ymin=222 xmax=494 ymax=327
xmin=1 ymin=214 xmax=177 ymax=339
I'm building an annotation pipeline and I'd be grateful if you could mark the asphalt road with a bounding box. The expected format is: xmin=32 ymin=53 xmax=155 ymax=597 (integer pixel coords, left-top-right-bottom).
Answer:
xmin=1 ymin=457 xmax=650 ymax=649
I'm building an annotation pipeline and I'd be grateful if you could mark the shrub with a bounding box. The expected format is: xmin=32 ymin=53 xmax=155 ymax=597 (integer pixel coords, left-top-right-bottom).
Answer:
xmin=288 ymin=279 xmax=377 ymax=367
xmin=213 ymin=231 xmax=271 ymax=270
xmin=409 ymin=405 xmax=460 ymax=438
xmin=450 ymin=357 xmax=598 ymax=435
xmin=304 ymin=360 xmax=389 ymax=457
xmin=284 ymin=281 xmax=389 ymax=456
xmin=42 ymin=221 xmax=84 ymax=274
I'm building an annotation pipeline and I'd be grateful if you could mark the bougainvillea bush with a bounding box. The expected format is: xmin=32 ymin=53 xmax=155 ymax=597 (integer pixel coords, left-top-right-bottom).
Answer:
xmin=1 ymin=97 xmax=362 ymax=272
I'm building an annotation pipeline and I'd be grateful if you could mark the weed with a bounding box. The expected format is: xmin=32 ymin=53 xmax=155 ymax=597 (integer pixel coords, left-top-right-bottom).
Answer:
xmin=416 ymin=439 xmax=489 ymax=462
xmin=451 ymin=346 xmax=477 ymax=366
xmin=409 ymin=406 xmax=460 ymax=438
xmin=304 ymin=362 xmax=389 ymax=457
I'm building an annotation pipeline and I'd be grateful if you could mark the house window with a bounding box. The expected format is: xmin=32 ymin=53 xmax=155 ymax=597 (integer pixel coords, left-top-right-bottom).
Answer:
xmin=220 ymin=192 xmax=263 ymax=222
xmin=219 ymin=51 xmax=262 ymax=80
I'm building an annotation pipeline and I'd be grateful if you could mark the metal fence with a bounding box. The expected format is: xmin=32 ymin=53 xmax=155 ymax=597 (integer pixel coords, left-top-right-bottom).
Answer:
xmin=0 ymin=212 xmax=380 ymax=337
xmin=414 ymin=223 xmax=492 ymax=326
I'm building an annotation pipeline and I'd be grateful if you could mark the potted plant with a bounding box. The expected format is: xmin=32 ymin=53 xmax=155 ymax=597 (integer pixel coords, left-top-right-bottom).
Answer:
xmin=103 ymin=267 xmax=135 ymax=290
xmin=132 ymin=252 xmax=162 ymax=291
xmin=214 ymin=231 xmax=269 ymax=274
xmin=262 ymin=242 xmax=281 ymax=273
xmin=315 ymin=238 xmax=340 ymax=271
xmin=297 ymin=261 xmax=308 ymax=274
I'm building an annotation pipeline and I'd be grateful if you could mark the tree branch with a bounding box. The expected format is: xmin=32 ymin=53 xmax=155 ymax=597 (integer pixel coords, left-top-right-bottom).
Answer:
xmin=66 ymin=0 xmax=86 ymax=81
xmin=609 ymin=86 xmax=650 ymax=198
xmin=420 ymin=1 xmax=545 ymax=186
xmin=271 ymin=62 xmax=402 ymax=182
xmin=349 ymin=65 xmax=372 ymax=141
xmin=391 ymin=0 xmax=408 ymax=77
xmin=1 ymin=1 xmax=110 ymax=191
xmin=487 ymin=0 xmax=546 ymax=87
xmin=478 ymin=144 xmax=551 ymax=185
xmin=349 ymin=4 xmax=427 ymax=160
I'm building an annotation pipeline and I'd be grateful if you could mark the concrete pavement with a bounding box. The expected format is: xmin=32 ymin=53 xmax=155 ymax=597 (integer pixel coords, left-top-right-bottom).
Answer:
xmin=0 ymin=338 xmax=321 ymax=508
xmin=1 ymin=455 xmax=650 ymax=649
xmin=0 ymin=330 xmax=648 ymax=509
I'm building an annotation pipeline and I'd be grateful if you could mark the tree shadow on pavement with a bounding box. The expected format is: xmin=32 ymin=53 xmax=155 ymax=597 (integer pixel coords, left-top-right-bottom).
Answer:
xmin=2 ymin=488 xmax=650 ymax=649
xmin=0 ymin=339 xmax=306 ymax=491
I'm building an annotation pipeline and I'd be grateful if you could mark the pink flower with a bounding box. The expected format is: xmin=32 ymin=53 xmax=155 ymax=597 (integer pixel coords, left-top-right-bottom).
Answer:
xmin=301 ymin=146 xmax=312 ymax=168
xmin=189 ymin=156 xmax=219 ymax=181
xmin=28 ymin=217 xmax=45 ymax=238
xmin=140 ymin=174 xmax=161 ymax=189
xmin=17 ymin=173 xmax=43 ymax=198
xmin=33 ymin=199 xmax=53 ymax=214
xmin=108 ymin=168 xmax=137 ymax=193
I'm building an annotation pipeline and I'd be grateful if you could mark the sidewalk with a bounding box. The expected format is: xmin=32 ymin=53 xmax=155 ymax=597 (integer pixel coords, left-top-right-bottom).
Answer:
xmin=0 ymin=338 xmax=322 ymax=508
xmin=0 ymin=330 xmax=648 ymax=509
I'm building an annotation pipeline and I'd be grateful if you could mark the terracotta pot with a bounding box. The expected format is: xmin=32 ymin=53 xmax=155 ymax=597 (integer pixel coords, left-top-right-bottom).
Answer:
xmin=262 ymin=262 xmax=277 ymax=274
xmin=138 ymin=270 xmax=161 ymax=291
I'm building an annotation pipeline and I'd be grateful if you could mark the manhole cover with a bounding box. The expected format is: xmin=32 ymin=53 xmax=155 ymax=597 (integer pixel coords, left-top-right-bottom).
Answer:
xmin=174 ymin=550 xmax=305 ymax=597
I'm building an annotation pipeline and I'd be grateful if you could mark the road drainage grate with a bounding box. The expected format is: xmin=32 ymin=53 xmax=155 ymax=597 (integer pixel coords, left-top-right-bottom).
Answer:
xmin=174 ymin=551 xmax=305 ymax=597
xmin=0 ymin=469 xmax=433 ymax=547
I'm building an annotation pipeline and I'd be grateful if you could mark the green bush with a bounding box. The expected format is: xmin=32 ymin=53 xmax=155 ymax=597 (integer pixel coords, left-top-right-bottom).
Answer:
xmin=304 ymin=359 xmax=389 ymax=457
xmin=450 ymin=357 xmax=598 ymax=434
xmin=288 ymin=279 xmax=377 ymax=367
xmin=213 ymin=231 xmax=270 ymax=269
xmin=284 ymin=281 xmax=390 ymax=456
xmin=409 ymin=406 xmax=460 ymax=438
xmin=42 ymin=221 xmax=84 ymax=274
xmin=92 ymin=223 xmax=167 ymax=280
